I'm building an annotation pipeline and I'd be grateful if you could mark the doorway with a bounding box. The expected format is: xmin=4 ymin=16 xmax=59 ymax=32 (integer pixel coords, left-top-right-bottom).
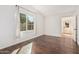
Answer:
xmin=61 ymin=16 xmax=77 ymax=44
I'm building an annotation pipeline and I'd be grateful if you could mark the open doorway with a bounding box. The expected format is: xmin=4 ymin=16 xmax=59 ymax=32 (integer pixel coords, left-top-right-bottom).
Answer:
xmin=61 ymin=16 xmax=77 ymax=43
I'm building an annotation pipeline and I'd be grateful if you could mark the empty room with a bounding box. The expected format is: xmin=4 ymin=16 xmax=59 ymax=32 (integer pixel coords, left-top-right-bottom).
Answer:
xmin=0 ymin=5 xmax=79 ymax=54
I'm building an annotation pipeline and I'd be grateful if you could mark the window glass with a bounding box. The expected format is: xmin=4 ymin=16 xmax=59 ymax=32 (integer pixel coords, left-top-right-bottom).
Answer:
xmin=20 ymin=13 xmax=26 ymax=31
xmin=27 ymin=15 xmax=34 ymax=30
xmin=27 ymin=15 xmax=34 ymax=24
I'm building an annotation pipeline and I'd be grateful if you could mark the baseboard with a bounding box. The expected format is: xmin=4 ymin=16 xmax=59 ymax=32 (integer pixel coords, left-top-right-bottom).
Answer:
xmin=44 ymin=34 xmax=61 ymax=38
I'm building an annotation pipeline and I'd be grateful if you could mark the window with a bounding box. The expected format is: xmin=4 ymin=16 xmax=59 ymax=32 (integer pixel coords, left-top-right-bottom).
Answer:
xmin=16 ymin=6 xmax=36 ymax=39
xmin=20 ymin=12 xmax=34 ymax=31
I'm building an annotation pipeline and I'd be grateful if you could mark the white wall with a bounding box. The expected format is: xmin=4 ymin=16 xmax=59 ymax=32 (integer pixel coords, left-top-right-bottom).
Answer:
xmin=0 ymin=6 xmax=16 ymax=48
xmin=45 ymin=16 xmax=61 ymax=37
xmin=0 ymin=5 xmax=44 ymax=48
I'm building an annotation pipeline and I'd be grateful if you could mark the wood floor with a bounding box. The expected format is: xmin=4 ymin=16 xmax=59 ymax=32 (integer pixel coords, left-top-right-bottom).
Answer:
xmin=1 ymin=35 xmax=79 ymax=54
xmin=31 ymin=35 xmax=79 ymax=54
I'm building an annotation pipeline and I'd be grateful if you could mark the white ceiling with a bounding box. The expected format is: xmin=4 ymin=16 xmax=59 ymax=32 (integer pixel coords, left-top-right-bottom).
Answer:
xmin=32 ymin=5 xmax=78 ymax=16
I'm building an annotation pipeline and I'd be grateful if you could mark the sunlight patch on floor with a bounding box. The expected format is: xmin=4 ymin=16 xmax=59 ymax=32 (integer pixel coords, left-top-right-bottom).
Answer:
xmin=18 ymin=43 xmax=33 ymax=54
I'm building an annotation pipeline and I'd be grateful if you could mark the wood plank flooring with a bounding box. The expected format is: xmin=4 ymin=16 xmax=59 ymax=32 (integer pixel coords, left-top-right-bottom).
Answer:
xmin=0 ymin=35 xmax=79 ymax=54
xmin=31 ymin=35 xmax=79 ymax=54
